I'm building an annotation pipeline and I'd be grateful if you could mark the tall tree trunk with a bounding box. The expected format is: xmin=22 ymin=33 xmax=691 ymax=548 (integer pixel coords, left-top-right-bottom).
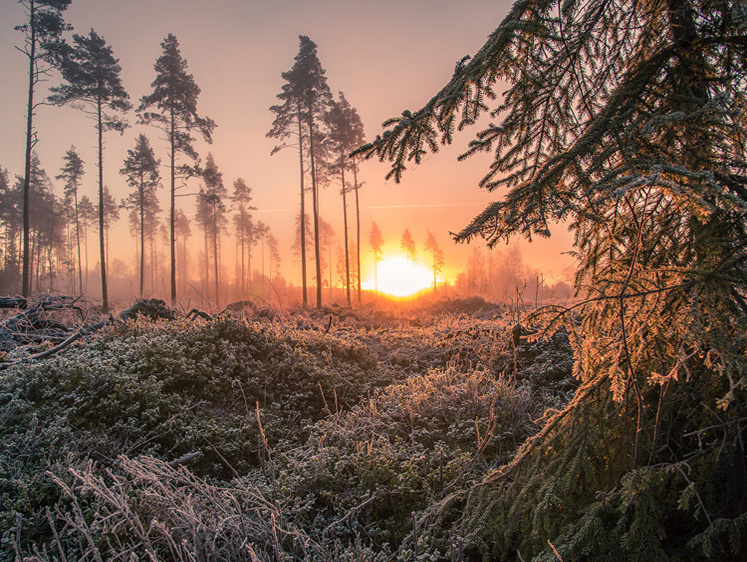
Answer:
xmin=169 ymin=111 xmax=177 ymax=304
xmin=74 ymin=193 xmax=83 ymax=294
xmin=139 ymin=183 xmax=145 ymax=296
xmin=352 ymin=158 xmax=362 ymax=304
xmin=203 ymin=227 xmax=209 ymax=301
xmin=341 ymin=154 xmax=351 ymax=306
xmin=97 ymin=99 xmax=108 ymax=311
xmin=308 ymin=110 xmax=322 ymax=308
xmin=213 ymin=211 xmax=219 ymax=306
xmin=297 ymin=105 xmax=308 ymax=307
xmin=22 ymin=4 xmax=37 ymax=298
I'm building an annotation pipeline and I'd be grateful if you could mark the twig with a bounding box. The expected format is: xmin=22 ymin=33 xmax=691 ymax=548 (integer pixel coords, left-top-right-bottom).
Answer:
xmin=168 ymin=451 xmax=202 ymax=468
xmin=683 ymin=417 xmax=747 ymax=437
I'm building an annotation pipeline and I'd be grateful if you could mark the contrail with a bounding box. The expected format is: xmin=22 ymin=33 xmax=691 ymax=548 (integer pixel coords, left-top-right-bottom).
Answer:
xmin=365 ymin=202 xmax=486 ymax=209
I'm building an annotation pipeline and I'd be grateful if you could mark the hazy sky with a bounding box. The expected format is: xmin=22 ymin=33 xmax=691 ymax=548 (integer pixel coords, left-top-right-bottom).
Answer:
xmin=0 ymin=0 xmax=575 ymax=287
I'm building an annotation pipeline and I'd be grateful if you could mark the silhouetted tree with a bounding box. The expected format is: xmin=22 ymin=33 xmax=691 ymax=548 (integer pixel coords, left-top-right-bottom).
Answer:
xmin=139 ymin=34 xmax=215 ymax=304
xmin=0 ymin=167 xmax=19 ymax=287
xmin=231 ymin=177 xmax=256 ymax=295
xmin=292 ymin=212 xmax=314 ymax=294
xmin=50 ymin=29 xmax=130 ymax=311
xmin=22 ymin=154 xmax=60 ymax=292
xmin=196 ymin=154 xmax=227 ymax=305
xmin=325 ymin=92 xmax=364 ymax=306
xmin=120 ymin=134 xmax=161 ymax=296
xmin=16 ymin=0 xmax=71 ymax=297
xmin=56 ymin=146 xmax=84 ymax=292
xmin=400 ymin=229 xmax=416 ymax=264
xmin=77 ymin=194 xmax=95 ymax=291
xmin=102 ymin=186 xmax=119 ymax=283
xmin=269 ymin=36 xmax=331 ymax=308
xmin=318 ymin=217 xmax=336 ymax=296
xmin=254 ymin=221 xmax=270 ymax=294
xmin=369 ymin=222 xmax=384 ymax=295
xmin=174 ymin=208 xmax=191 ymax=297
xmin=266 ymin=232 xmax=280 ymax=282
xmin=424 ymin=230 xmax=444 ymax=291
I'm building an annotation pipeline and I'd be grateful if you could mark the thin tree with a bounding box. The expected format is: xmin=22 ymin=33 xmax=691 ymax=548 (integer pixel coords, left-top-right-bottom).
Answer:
xmin=424 ymin=230 xmax=444 ymax=292
xmin=369 ymin=222 xmax=384 ymax=295
xmin=56 ymin=146 xmax=84 ymax=293
xmin=400 ymin=229 xmax=417 ymax=263
xmin=50 ymin=29 xmax=130 ymax=311
xmin=139 ymin=34 xmax=215 ymax=305
xmin=194 ymin=187 xmax=211 ymax=300
xmin=318 ymin=217 xmax=336 ymax=297
xmin=102 ymin=185 xmax=119 ymax=280
xmin=174 ymin=208 xmax=191 ymax=297
xmin=266 ymin=232 xmax=280 ymax=281
xmin=269 ymin=36 xmax=331 ymax=308
xmin=16 ymin=0 xmax=71 ymax=298
xmin=77 ymin=194 xmax=95 ymax=291
xmin=325 ymin=92 xmax=364 ymax=306
xmin=254 ymin=221 xmax=270 ymax=294
xmin=198 ymin=153 xmax=227 ymax=306
xmin=231 ymin=177 xmax=256 ymax=295
xmin=120 ymin=134 xmax=161 ymax=296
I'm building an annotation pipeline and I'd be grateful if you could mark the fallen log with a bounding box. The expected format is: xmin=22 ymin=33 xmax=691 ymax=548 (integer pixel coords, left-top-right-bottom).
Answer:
xmin=0 ymin=297 xmax=27 ymax=309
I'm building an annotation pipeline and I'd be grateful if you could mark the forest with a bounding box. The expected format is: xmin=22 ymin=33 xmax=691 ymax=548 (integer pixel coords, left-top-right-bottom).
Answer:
xmin=1 ymin=0 xmax=746 ymax=560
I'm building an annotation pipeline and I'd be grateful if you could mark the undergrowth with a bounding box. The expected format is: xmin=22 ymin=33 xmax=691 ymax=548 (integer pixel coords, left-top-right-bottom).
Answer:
xmin=3 ymin=302 xmax=740 ymax=560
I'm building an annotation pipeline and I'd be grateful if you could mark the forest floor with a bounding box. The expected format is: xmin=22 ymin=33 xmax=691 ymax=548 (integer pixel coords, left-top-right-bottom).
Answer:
xmin=0 ymin=294 xmax=577 ymax=560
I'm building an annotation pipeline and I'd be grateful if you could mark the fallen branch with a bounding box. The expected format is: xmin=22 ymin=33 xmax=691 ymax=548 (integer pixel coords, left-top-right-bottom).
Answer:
xmin=0 ymin=317 xmax=111 ymax=370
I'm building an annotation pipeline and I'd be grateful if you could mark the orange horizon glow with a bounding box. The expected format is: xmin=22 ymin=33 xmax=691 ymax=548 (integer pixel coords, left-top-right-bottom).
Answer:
xmin=362 ymin=255 xmax=435 ymax=298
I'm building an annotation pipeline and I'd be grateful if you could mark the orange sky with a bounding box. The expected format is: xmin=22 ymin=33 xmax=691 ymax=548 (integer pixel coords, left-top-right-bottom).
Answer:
xmin=0 ymin=0 xmax=576 ymax=291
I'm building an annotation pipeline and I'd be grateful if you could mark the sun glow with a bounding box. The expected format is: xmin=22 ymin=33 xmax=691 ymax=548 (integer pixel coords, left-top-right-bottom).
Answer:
xmin=363 ymin=256 xmax=433 ymax=298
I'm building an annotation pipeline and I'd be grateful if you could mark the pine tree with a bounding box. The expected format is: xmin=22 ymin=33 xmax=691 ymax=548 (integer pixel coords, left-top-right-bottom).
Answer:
xmin=400 ymin=229 xmax=417 ymax=264
xmin=50 ymin=29 xmax=130 ymax=311
xmin=231 ymin=178 xmax=256 ymax=295
xmin=120 ymin=134 xmax=161 ymax=296
xmin=16 ymin=0 xmax=71 ymax=298
xmin=77 ymin=194 xmax=95 ymax=291
xmin=102 ymin=186 xmax=119 ymax=281
xmin=318 ymin=217 xmax=336 ymax=297
xmin=174 ymin=208 xmax=191 ymax=297
xmin=269 ymin=36 xmax=332 ymax=308
xmin=325 ymin=92 xmax=365 ymax=306
xmin=56 ymin=146 xmax=84 ymax=293
xmin=369 ymin=222 xmax=384 ymax=295
xmin=196 ymin=154 xmax=227 ymax=306
xmin=424 ymin=230 xmax=444 ymax=292
xmin=139 ymin=34 xmax=215 ymax=305
xmin=0 ymin=167 xmax=18 ymax=287
xmin=358 ymin=1 xmax=747 ymax=558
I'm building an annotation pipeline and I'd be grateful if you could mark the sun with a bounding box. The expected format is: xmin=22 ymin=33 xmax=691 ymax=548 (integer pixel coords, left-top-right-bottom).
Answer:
xmin=364 ymin=256 xmax=433 ymax=298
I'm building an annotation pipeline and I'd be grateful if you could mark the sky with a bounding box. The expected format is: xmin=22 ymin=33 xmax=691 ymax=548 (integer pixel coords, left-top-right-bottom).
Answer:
xmin=0 ymin=0 xmax=576 ymax=292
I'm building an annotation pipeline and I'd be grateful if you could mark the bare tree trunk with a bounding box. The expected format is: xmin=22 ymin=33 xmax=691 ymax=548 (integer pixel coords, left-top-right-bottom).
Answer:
xmin=169 ymin=112 xmax=177 ymax=304
xmin=213 ymin=212 xmax=219 ymax=306
xmin=308 ymin=124 xmax=323 ymax=308
xmin=97 ymin=99 xmax=108 ymax=311
xmin=341 ymin=155 xmax=351 ymax=307
xmin=21 ymin=8 xmax=37 ymax=298
xmin=352 ymin=158 xmax=362 ymax=304
xmin=139 ymin=183 xmax=145 ymax=296
xmin=297 ymin=105 xmax=308 ymax=307
xmin=74 ymin=194 xmax=83 ymax=294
